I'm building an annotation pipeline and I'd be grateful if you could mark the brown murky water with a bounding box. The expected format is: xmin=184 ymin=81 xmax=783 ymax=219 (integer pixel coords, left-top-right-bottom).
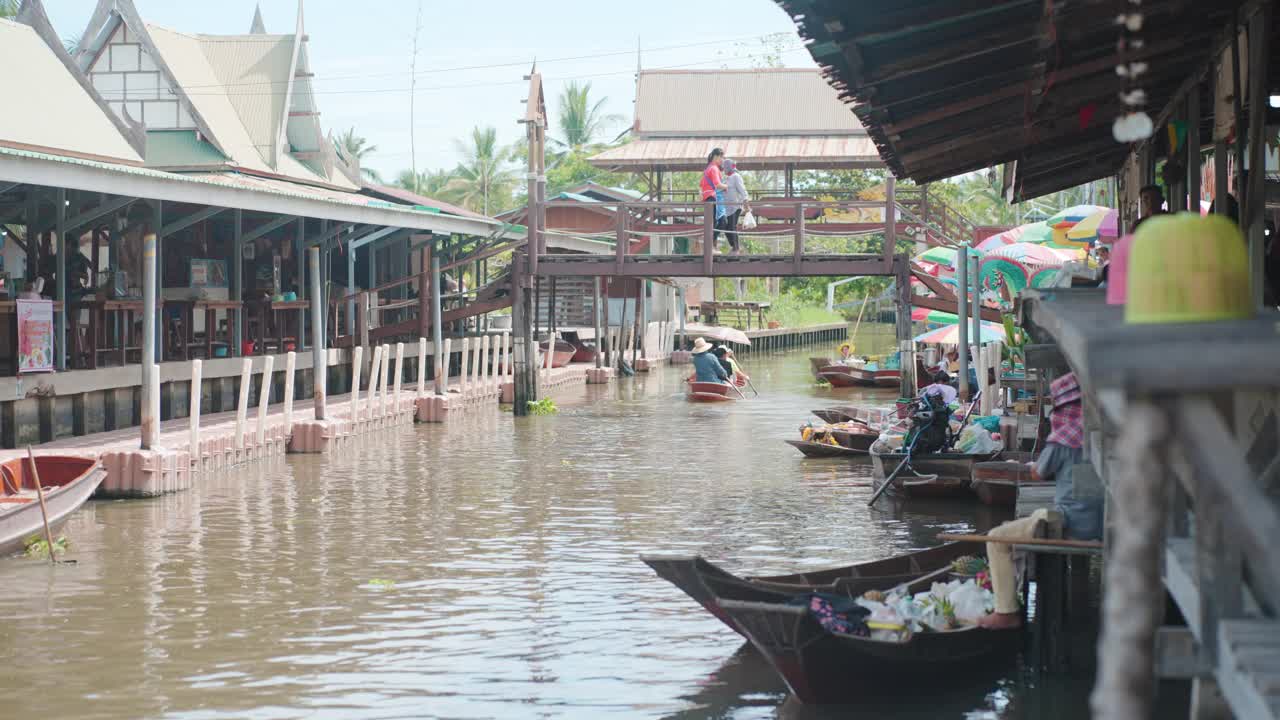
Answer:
xmin=0 ymin=334 xmax=1121 ymax=719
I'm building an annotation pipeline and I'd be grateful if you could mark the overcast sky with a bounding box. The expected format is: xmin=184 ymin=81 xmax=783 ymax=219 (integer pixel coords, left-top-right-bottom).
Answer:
xmin=45 ymin=0 xmax=816 ymax=179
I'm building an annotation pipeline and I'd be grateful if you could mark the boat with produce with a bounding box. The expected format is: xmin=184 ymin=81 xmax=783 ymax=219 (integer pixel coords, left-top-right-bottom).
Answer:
xmin=0 ymin=455 xmax=106 ymax=557
xmin=788 ymin=423 xmax=879 ymax=457
xmin=970 ymin=456 xmax=1043 ymax=507
xmin=719 ymin=588 xmax=1019 ymax=704
xmin=640 ymin=542 xmax=981 ymax=636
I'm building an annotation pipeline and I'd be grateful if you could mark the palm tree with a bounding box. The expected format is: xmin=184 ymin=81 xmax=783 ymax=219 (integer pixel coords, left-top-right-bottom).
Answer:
xmin=336 ymin=127 xmax=382 ymax=183
xmin=446 ymin=126 xmax=518 ymax=215
xmin=554 ymin=82 xmax=623 ymax=153
xmin=395 ymin=168 xmax=455 ymax=199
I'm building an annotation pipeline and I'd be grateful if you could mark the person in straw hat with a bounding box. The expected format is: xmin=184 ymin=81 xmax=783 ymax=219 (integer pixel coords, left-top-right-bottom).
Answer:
xmin=690 ymin=337 xmax=730 ymax=384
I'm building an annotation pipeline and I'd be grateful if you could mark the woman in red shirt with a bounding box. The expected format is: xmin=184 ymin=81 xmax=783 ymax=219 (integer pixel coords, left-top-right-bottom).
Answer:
xmin=700 ymin=148 xmax=727 ymax=247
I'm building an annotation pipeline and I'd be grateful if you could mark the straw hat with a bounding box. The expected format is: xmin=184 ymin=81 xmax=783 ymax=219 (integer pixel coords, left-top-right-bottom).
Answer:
xmin=692 ymin=337 xmax=712 ymax=353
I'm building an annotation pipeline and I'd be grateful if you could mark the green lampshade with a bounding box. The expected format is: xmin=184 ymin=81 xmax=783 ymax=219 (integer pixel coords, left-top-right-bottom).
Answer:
xmin=1124 ymin=213 xmax=1253 ymax=324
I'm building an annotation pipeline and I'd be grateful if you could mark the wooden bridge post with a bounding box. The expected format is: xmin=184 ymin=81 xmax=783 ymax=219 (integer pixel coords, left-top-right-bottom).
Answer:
xmin=431 ymin=255 xmax=445 ymax=395
xmin=882 ymin=176 xmax=897 ymax=267
xmin=593 ymin=277 xmax=603 ymax=368
xmin=793 ymin=204 xmax=806 ymax=273
xmin=703 ymin=204 xmax=715 ymax=276
xmin=615 ymin=210 xmax=627 ymax=275
xmin=895 ymin=259 xmax=915 ymax=398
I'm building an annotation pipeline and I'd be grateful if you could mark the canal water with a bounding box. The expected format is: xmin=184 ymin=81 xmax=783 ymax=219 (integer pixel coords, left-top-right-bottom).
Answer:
xmin=1 ymin=331 xmax=1115 ymax=719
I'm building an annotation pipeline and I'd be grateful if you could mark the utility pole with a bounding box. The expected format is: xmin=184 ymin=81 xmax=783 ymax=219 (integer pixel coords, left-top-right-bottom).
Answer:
xmin=408 ymin=0 xmax=423 ymax=193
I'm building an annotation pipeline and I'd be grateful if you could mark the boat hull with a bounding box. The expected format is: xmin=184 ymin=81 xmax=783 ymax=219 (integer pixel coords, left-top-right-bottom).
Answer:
xmin=786 ymin=440 xmax=867 ymax=458
xmin=971 ymin=460 xmax=1041 ymax=507
xmin=0 ymin=456 xmax=106 ymax=557
xmin=719 ymin=599 xmax=1019 ymax=704
xmin=687 ymin=381 xmax=735 ymax=403
xmin=871 ymin=450 xmax=1001 ymax=499
xmin=640 ymin=542 xmax=980 ymax=638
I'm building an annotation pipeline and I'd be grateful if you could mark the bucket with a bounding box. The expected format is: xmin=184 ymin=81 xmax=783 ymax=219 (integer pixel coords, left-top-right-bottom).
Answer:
xmin=242 ymin=341 xmax=255 ymax=356
xmin=1124 ymin=213 xmax=1252 ymax=324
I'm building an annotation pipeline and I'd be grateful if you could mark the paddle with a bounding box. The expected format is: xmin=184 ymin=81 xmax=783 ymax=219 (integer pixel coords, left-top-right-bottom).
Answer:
xmin=744 ymin=375 xmax=761 ymax=397
xmin=848 ymin=289 xmax=871 ymax=353
xmin=25 ymin=447 xmax=68 ymax=565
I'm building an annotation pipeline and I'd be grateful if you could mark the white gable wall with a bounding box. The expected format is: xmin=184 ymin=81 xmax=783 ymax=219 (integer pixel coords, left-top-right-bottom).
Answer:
xmin=87 ymin=22 xmax=196 ymax=130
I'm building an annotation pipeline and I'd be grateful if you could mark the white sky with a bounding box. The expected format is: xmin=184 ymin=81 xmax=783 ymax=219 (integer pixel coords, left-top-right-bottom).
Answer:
xmin=46 ymin=0 xmax=817 ymax=179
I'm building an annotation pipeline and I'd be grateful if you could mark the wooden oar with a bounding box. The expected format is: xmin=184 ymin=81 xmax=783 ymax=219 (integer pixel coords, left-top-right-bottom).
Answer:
xmin=25 ymin=447 xmax=61 ymax=565
xmin=744 ymin=375 xmax=761 ymax=397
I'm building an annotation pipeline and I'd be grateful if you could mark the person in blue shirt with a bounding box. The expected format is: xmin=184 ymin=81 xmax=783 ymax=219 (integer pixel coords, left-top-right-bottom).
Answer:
xmin=690 ymin=337 xmax=730 ymax=384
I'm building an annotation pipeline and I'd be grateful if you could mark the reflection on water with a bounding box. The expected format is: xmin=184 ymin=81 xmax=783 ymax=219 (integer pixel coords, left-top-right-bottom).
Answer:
xmin=0 ymin=344 xmax=1117 ymax=719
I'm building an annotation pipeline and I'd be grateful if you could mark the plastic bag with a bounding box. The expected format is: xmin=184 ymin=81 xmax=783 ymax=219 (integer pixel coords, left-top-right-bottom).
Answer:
xmin=948 ymin=580 xmax=994 ymax=625
xmin=956 ymin=425 xmax=1000 ymax=454
xmin=740 ymin=210 xmax=758 ymax=230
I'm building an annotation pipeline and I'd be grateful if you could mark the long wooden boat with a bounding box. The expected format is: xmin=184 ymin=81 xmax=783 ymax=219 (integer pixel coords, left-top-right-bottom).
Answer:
xmin=538 ymin=339 xmax=577 ymax=368
xmin=871 ymin=369 xmax=902 ymax=388
xmin=971 ymin=458 xmax=1046 ymax=507
xmin=719 ymin=597 xmax=1019 ymax=704
xmin=811 ymin=407 xmax=859 ymax=424
xmin=0 ymin=455 xmax=106 ymax=557
xmin=687 ymin=381 xmax=736 ymax=403
xmin=870 ymin=448 xmax=1002 ymax=499
xmin=785 ymin=440 xmax=868 ymax=458
xmin=641 ymin=541 xmax=980 ymax=637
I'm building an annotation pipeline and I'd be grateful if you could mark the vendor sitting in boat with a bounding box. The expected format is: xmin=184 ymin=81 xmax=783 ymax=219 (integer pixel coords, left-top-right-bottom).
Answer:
xmin=691 ymin=337 xmax=731 ymax=384
xmin=979 ymin=373 xmax=1101 ymax=630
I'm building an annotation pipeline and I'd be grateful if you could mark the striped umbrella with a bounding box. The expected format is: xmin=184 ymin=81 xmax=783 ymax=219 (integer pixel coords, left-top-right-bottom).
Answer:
xmin=911 ymin=308 xmax=960 ymax=324
xmin=1046 ymin=204 xmax=1110 ymax=228
xmin=912 ymin=245 xmax=982 ymax=269
xmin=975 ymin=221 xmax=1054 ymax=252
xmin=1065 ymin=207 xmax=1119 ymax=244
xmin=914 ymin=321 xmax=1007 ymax=345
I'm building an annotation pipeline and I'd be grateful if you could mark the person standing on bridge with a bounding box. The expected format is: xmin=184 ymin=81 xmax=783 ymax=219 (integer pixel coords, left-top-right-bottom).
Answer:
xmin=701 ymin=148 xmax=729 ymax=250
xmin=722 ymin=158 xmax=750 ymax=253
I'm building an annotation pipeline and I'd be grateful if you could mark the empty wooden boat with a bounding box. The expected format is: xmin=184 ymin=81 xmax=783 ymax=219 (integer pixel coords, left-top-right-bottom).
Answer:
xmin=539 ymin=339 xmax=577 ymax=368
xmin=0 ymin=455 xmax=106 ymax=557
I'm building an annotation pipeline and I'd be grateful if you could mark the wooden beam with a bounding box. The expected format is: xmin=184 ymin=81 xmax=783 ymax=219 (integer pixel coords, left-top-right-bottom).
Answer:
xmin=160 ymin=205 xmax=226 ymax=236
xmin=912 ymin=293 xmax=1002 ymax=322
xmin=241 ymin=214 xmax=295 ymax=244
xmin=64 ymin=195 xmax=135 ymax=233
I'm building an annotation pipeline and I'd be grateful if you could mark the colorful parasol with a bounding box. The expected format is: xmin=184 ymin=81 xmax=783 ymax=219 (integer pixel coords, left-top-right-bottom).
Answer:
xmin=978 ymin=242 xmax=1074 ymax=294
xmin=1065 ymin=207 xmax=1119 ymax=245
xmin=1046 ymin=204 xmax=1110 ymax=229
xmin=914 ymin=321 xmax=1007 ymax=345
xmin=912 ymin=245 xmax=982 ymax=269
xmin=987 ymin=242 xmax=1077 ymax=264
xmin=911 ymin=308 xmax=960 ymax=324
xmin=975 ymin=221 xmax=1054 ymax=252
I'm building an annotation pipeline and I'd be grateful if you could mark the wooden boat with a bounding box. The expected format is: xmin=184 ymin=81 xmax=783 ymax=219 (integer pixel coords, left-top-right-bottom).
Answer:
xmin=641 ymin=542 xmax=981 ymax=637
xmin=686 ymin=381 xmax=736 ymax=403
xmin=560 ymin=331 xmax=596 ymax=363
xmin=971 ymin=457 xmax=1046 ymax=507
xmin=0 ymin=455 xmax=106 ymax=557
xmin=719 ymin=596 xmax=1019 ymax=704
xmin=538 ymin=339 xmax=577 ymax=368
xmin=870 ymin=448 xmax=1002 ymax=499
xmin=871 ymin=369 xmax=902 ymax=388
xmin=785 ymin=440 xmax=868 ymax=458
xmin=811 ymin=407 xmax=858 ymax=424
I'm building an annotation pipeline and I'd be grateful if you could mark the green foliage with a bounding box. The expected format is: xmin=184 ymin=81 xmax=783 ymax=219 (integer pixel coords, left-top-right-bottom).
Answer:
xmin=767 ymin=294 xmax=845 ymax=328
xmin=554 ymin=81 xmax=624 ymax=152
xmin=0 ymin=0 xmax=17 ymax=18
xmin=24 ymin=534 xmax=68 ymax=559
xmin=448 ymin=126 xmax=519 ymax=216
xmin=526 ymin=398 xmax=558 ymax=415
xmin=336 ymin=127 xmax=381 ymax=182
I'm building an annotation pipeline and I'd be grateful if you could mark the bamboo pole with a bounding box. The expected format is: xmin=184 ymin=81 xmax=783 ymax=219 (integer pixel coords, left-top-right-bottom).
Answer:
xmin=188 ymin=360 xmax=202 ymax=464
xmin=24 ymin=448 xmax=58 ymax=565
xmin=234 ymin=358 xmax=252 ymax=450
xmin=350 ymin=345 xmax=363 ymax=421
xmin=255 ymin=355 xmax=274 ymax=447
xmin=283 ymin=351 xmax=296 ymax=434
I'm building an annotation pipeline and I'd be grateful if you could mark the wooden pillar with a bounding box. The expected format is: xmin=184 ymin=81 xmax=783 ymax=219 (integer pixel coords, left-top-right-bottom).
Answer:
xmin=956 ymin=245 xmax=971 ymax=401
xmin=418 ymin=236 xmax=431 ymax=339
xmin=1187 ymin=81 xmax=1202 ymax=213
xmin=54 ymin=188 xmax=67 ymax=371
xmin=431 ymin=254 xmax=444 ymax=394
xmin=512 ymin=255 xmax=537 ymax=415
xmin=883 ymin=176 xmax=897 ymax=267
xmin=153 ymin=200 xmax=163 ymax=362
xmin=896 ymin=260 xmax=915 ymax=398
xmin=140 ymin=229 xmax=158 ymax=450
xmin=296 ymin=218 xmax=307 ymax=350
xmin=593 ymin=277 xmax=603 ymax=368
xmin=1245 ymin=4 xmax=1271 ymax=307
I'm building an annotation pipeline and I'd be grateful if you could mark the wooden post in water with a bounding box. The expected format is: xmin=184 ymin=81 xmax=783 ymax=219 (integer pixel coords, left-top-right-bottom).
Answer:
xmin=310 ymin=247 xmax=326 ymax=420
xmin=235 ymin=358 xmax=252 ymax=450
xmin=380 ymin=344 xmax=391 ymax=417
xmin=593 ymin=277 xmax=603 ymax=368
xmin=255 ymin=355 xmax=274 ymax=447
xmin=140 ymin=231 xmax=159 ymax=450
xmin=511 ymin=258 xmax=537 ymax=416
xmin=956 ymin=249 xmax=970 ymax=401
xmin=189 ymin=359 xmax=202 ymax=464
xmin=416 ymin=338 xmax=427 ymax=397
xmin=481 ymin=335 xmax=491 ymax=393
xmin=473 ymin=335 xmax=484 ymax=395
xmin=283 ymin=351 xmax=296 ymax=435
xmin=350 ymin=346 xmax=363 ymax=421
xmin=393 ymin=342 xmax=404 ymax=414
xmin=441 ymin=338 xmax=452 ymax=392
xmin=895 ymin=259 xmax=915 ymax=398
xmin=431 ymin=255 xmax=445 ymax=395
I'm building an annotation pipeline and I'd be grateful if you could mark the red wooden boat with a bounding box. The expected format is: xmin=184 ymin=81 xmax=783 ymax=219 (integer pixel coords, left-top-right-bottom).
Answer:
xmin=561 ymin=331 xmax=596 ymax=363
xmin=0 ymin=455 xmax=106 ymax=557
xmin=686 ymin=381 xmax=737 ymax=403
xmin=539 ymin=339 xmax=577 ymax=368
xmin=810 ymin=357 xmax=898 ymax=388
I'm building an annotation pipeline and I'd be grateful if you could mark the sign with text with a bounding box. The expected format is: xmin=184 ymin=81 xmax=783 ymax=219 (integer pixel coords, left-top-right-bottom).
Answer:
xmin=16 ymin=298 xmax=54 ymax=374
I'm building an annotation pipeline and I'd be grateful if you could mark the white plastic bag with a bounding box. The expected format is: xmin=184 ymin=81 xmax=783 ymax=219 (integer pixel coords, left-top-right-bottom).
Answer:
xmin=948 ymin=580 xmax=994 ymax=625
xmin=956 ymin=425 xmax=1000 ymax=454
xmin=740 ymin=210 xmax=758 ymax=230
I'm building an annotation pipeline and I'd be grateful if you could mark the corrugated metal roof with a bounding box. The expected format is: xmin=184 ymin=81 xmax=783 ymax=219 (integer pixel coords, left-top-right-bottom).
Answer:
xmin=0 ymin=19 xmax=142 ymax=164
xmin=633 ymin=69 xmax=866 ymax=137
xmin=361 ymin=183 xmax=492 ymax=220
xmin=589 ymin=134 xmax=882 ymax=171
xmin=197 ymin=33 xmax=294 ymax=164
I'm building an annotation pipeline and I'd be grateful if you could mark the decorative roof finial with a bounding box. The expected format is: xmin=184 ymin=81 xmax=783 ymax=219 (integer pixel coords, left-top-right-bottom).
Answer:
xmin=249 ymin=3 xmax=266 ymax=34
